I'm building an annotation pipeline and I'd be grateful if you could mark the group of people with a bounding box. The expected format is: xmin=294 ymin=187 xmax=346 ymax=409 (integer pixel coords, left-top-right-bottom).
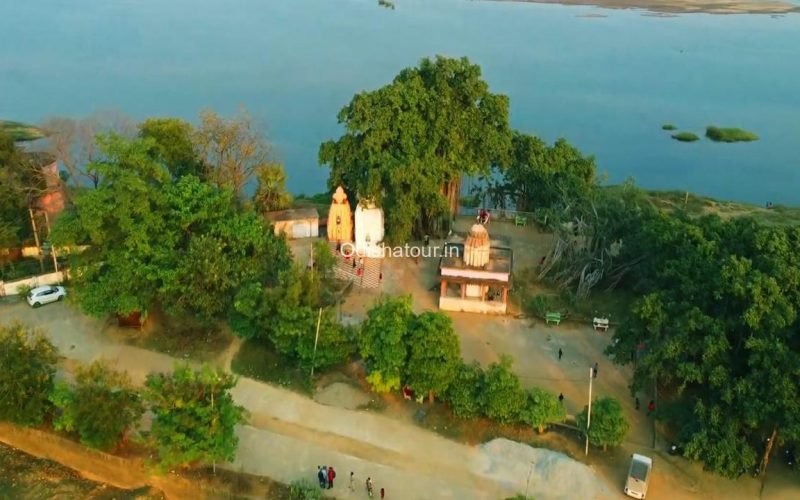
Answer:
xmin=316 ymin=467 xmax=386 ymax=498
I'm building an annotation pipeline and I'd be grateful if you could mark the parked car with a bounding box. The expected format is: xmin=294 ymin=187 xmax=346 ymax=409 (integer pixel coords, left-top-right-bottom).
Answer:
xmin=624 ymin=453 xmax=653 ymax=499
xmin=26 ymin=285 xmax=66 ymax=307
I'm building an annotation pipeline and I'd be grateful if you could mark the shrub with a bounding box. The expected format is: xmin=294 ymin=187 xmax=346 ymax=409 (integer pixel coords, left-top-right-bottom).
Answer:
xmin=445 ymin=362 xmax=486 ymax=419
xmin=289 ymin=478 xmax=322 ymax=500
xmin=526 ymin=294 xmax=550 ymax=318
xmin=661 ymin=123 xmax=677 ymax=131
xmin=520 ymin=388 xmax=565 ymax=433
xmin=482 ymin=355 xmax=526 ymax=424
xmin=576 ymin=396 xmax=629 ymax=450
xmin=16 ymin=283 xmax=32 ymax=299
xmin=671 ymin=132 xmax=699 ymax=142
xmin=0 ymin=322 xmax=58 ymax=426
xmin=705 ymin=126 xmax=758 ymax=143
xmin=50 ymin=361 xmax=144 ymax=451
xmin=145 ymin=365 xmax=246 ymax=469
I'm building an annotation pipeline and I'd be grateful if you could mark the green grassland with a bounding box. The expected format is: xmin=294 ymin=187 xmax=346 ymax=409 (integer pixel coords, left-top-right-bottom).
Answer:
xmin=1 ymin=120 xmax=45 ymax=142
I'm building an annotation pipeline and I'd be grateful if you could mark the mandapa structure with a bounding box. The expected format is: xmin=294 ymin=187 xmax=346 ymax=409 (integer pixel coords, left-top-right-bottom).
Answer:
xmin=438 ymin=224 xmax=512 ymax=314
xmin=265 ymin=208 xmax=319 ymax=239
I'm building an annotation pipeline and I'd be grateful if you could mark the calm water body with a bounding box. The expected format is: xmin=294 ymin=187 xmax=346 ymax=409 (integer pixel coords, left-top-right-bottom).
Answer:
xmin=2 ymin=0 xmax=799 ymax=203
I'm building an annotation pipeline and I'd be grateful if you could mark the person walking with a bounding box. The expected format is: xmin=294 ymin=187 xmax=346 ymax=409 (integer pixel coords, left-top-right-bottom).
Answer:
xmin=381 ymin=487 xmax=385 ymax=499
xmin=558 ymin=393 xmax=564 ymax=405
xmin=348 ymin=471 xmax=355 ymax=492
xmin=647 ymin=400 xmax=655 ymax=416
xmin=318 ymin=466 xmax=327 ymax=488
xmin=327 ymin=466 xmax=336 ymax=489
xmin=366 ymin=477 xmax=374 ymax=497
xmin=558 ymin=348 xmax=563 ymax=361
xmin=593 ymin=362 xmax=598 ymax=379
xmin=635 ymin=397 xmax=640 ymax=411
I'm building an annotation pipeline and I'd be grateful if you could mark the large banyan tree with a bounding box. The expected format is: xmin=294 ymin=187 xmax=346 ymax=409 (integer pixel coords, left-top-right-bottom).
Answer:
xmin=319 ymin=56 xmax=512 ymax=244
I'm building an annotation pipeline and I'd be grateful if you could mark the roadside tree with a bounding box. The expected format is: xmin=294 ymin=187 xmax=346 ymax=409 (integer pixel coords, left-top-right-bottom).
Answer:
xmin=521 ymin=387 xmax=566 ymax=433
xmin=482 ymin=355 xmax=526 ymax=424
xmin=0 ymin=322 xmax=58 ymax=426
xmin=359 ymin=295 xmax=414 ymax=393
xmin=444 ymin=361 xmax=486 ymax=419
xmin=576 ymin=397 xmax=628 ymax=451
xmin=406 ymin=312 xmax=461 ymax=403
xmin=144 ymin=365 xmax=245 ymax=470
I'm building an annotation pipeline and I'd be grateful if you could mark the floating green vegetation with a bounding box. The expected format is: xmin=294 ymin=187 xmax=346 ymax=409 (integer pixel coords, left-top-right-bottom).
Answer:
xmin=378 ymin=0 xmax=395 ymax=9
xmin=705 ymin=126 xmax=759 ymax=143
xmin=0 ymin=120 xmax=45 ymax=142
xmin=661 ymin=123 xmax=677 ymax=131
xmin=671 ymin=131 xmax=700 ymax=142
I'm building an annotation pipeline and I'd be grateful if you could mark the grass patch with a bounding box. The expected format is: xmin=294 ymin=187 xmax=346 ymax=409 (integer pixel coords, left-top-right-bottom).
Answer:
xmin=661 ymin=123 xmax=677 ymax=131
xmin=646 ymin=189 xmax=800 ymax=227
xmin=0 ymin=120 xmax=45 ymax=142
xmin=705 ymin=126 xmax=758 ymax=143
xmin=231 ymin=339 xmax=314 ymax=395
xmin=671 ymin=131 xmax=699 ymax=142
xmin=136 ymin=314 xmax=232 ymax=361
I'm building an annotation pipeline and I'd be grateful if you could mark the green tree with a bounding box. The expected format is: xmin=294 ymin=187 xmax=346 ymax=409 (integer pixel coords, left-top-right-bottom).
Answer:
xmin=139 ymin=117 xmax=204 ymax=179
xmin=576 ymin=397 xmax=628 ymax=451
xmin=502 ymin=132 xmax=596 ymax=212
xmin=50 ymin=361 xmax=143 ymax=451
xmin=445 ymin=361 xmax=486 ymax=419
xmin=406 ymin=312 xmax=461 ymax=403
xmin=319 ymin=56 xmax=512 ymax=243
xmin=482 ymin=355 xmax=526 ymax=424
xmin=144 ymin=365 xmax=245 ymax=470
xmin=0 ymin=322 xmax=58 ymax=426
xmin=51 ymin=134 xmax=291 ymax=321
xmin=253 ymin=163 xmax=292 ymax=213
xmin=359 ymin=296 xmax=414 ymax=393
xmin=521 ymin=388 xmax=566 ymax=433
xmin=0 ymin=130 xmax=46 ymax=245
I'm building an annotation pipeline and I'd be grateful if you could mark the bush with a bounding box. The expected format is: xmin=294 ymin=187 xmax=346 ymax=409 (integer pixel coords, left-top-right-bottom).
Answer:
xmin=526 ymin=294 xmax=550 ymax=318
xmin=289 ymin=478 xmax=322 ymax=500
xmin=483 ymin=355 xmax=526 ymax=424
xmin=0 ymin=322 xmax=58 ymax=426
xmin=520 ymin=388 xmax=565 ymax=433
xmin=145 ymin=365 xmax=246 ymax=469
xmin=705 ymin=126 xmax=758 ymax=143
xmin=671 ymin=132 xmax=699 ymax=142
xmin=661 ymin=123 xmax=677 ymax=131
xmin=576 ymin=396 xmax=629 ymax=450
xmin=445 ymin=362 xmax=485 ymax=419
xmin=50 ymin=361 xmax=143 ymax=451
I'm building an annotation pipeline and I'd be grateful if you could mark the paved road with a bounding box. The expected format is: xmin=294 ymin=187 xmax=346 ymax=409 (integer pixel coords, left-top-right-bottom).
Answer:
xmin=1 ymin=300 xmax=614 ymax=500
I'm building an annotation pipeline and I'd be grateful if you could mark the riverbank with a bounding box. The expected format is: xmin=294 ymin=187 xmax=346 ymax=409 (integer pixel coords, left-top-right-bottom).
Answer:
xmin=489 ymin=0 xmax=799 ymax=15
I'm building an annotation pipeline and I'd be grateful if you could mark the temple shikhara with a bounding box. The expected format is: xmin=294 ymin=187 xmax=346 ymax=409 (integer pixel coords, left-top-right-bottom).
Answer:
xmin=438 ymin=224 xmax=512 ymax=314
xmin=327 ymin=186 xmax=353 ymax=243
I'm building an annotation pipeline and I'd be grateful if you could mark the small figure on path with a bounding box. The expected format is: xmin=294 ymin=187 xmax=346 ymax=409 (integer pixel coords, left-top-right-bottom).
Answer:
xmin=327 ymin=466 xmax=336 ymax=489
xmin=635 ymin=397 xmax=640 ymax=411
xmin=381 ymin=487 xmax=385 ymax=499
xmin=349 ymin=471 xmax=355 ymax=491
xmin=539 ymin=255 xmax=546 ymax=266
xmin=647 ymin=400 xmax=655 ymax=416
xmin=558 ymin=348 xmax=563 ymax=361
xmin=424 ymin=234 xmax=430 ymax=246
xmin=318 ymin=466 xmax=327 ymax=488
xmin=366 ymin=477 xmax=374 ymax=497
xmin=593 ymin=362 xmax=598 ymax=378
xmin=558 ymin=393 xmax=564 ymax=405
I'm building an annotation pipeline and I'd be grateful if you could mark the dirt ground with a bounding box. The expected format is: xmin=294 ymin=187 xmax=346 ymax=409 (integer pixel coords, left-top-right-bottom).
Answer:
xmin=338 ymin=216 xmax=800 ymax=500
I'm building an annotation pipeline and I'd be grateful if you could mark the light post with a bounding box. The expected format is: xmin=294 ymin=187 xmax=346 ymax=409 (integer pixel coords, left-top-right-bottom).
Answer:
xmin=584 ymin=366 xmax=593 ymax=456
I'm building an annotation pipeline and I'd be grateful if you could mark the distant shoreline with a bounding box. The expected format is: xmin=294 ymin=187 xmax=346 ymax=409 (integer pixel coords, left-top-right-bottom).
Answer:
xmin=486 ymin=0 xmax=799 ymax=15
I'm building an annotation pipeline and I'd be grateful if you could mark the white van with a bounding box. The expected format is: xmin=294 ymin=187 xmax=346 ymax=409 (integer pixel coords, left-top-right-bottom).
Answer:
xmin=624 ymin=453 xmax=653 ymax=499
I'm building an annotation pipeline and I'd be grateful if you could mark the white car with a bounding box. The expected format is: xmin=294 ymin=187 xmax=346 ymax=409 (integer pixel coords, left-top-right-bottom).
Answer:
xmin=26 ymin=285 xmax=66 ymax=308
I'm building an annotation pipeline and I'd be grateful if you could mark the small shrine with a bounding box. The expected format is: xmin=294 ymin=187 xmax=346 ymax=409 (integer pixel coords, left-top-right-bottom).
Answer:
xmin=327 ymin=186 xmax=353 ymax=243
xmin=438 ymin=224 xmax=512 ymax=314
xmin=354 ymin=199 xmax=384 ymax=257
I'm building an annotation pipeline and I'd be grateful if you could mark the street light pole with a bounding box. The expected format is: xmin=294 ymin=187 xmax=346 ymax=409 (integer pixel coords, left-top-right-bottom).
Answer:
xmin=310 ymin=307 xmax=323 ymax=378
xmin=585 ymin=367 xmax=593 ymax=456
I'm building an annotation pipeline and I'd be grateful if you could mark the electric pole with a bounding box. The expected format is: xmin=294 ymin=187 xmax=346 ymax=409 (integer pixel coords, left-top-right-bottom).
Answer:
xmin=585 ymin=366 xmax=593 ymax=456
xmin=310 ymin=307 xmax=323 ymax=378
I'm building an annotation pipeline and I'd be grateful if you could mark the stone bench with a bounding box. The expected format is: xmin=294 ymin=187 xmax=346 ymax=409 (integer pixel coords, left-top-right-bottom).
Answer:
xmin=593 ymin=317 xmax=609 ymax=332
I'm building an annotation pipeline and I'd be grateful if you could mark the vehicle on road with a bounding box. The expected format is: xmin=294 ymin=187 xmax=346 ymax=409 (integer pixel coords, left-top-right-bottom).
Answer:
xmin=26 ymin=285 xmax=66 ymax=308
xmin=624 ymin=453 xmax=653 ymax=499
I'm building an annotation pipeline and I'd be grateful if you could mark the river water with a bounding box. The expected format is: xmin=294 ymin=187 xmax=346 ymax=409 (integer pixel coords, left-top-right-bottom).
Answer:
xmin=2 ymin=0 xmax=799 ymax=203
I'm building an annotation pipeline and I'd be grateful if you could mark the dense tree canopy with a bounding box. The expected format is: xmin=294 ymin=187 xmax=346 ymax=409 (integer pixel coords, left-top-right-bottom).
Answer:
xmin=0 ymin=131 xmax=47 ymax=246
xmin=319 ymin=55 xmax=512 ymax=243
xmin=607 ymin=213 xmax=800 ymax=476
xmin=483 ymin=355 xmax=526 ymax=424
xmin=359 ymin=295 xmax=414 ymax=393
xmin=51 ymin=133 xmax=291 ymax=319
xmin=138 ymin=117 xmax=204 ymax=180
xmin=406 ymin=312 xmax=461 ymax=402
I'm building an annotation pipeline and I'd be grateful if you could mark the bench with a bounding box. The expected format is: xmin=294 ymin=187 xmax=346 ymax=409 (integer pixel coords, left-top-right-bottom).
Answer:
xmin=546 ymin=312 xmax=561 ymax=325
xmin=515 ymin=215 xmax=527 ymax=227
xmin=593 ymin=317 xmax=609 ymax=332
